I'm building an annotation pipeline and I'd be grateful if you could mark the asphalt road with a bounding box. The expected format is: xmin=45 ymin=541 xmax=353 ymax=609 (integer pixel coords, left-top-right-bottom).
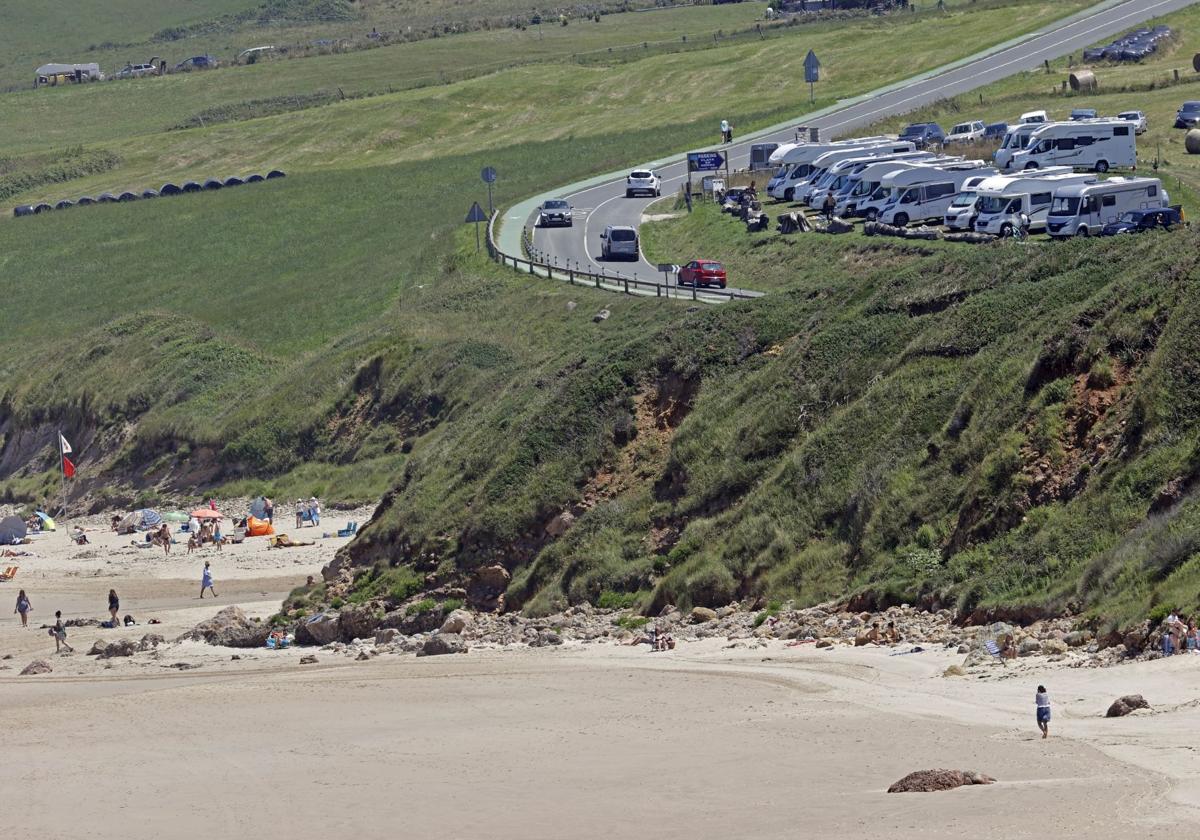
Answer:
xmin=527 ymin=0 xmax=1194 ymax=294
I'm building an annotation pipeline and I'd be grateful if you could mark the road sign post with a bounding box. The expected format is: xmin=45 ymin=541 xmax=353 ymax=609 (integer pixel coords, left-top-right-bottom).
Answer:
xmin=481 ymin=166 xmax=497 ymax=215
xmin=804 ymin=49 xmax=820 ymax=105
xmin=465 ymin=201 xmax=488 ymax=252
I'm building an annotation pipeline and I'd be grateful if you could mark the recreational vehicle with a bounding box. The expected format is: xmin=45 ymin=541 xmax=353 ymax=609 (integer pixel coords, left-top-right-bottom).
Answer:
xmin=804 ymin=150 xmax=931 ymax=208
xmin=1007 ymin=119 xmax=1136 ymax=172
xmin=942 ymin=167 xmax=1074 ymax=230
xmin=993 ymin=122 xmax=1062 ymax=170
xmin=767 ymin=136 xmax=901 ymax=200
xmin=34 ymin=62 xmax=102 ymax=86
xmin=973 ymin=172 xmax=1097 ymax=235
xmin=789 ymin=143 xmax=918 ymax=204
xmin=877 ymin=163 xmax=996 ymax=226
xmin=832 ymin=154 xmax=940 ymax=216
xmin=1044 ymin=177 xmax=1166 ymax=237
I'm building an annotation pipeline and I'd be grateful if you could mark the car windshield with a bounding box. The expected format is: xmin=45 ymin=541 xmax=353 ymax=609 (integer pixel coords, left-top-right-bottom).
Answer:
xmin=1183 ymin=103 xmax=1200 ymax=112
xmin=951 ymin=125 xmax=970 ymax=134
xmin=1119 ymin=211 xmax=1142 ymax=223
xmin=543 ymin=200 xmax=568 ymax=209
xmin=1050 ymin=196 xmax=1080 ymax=214
xmin=901 ymin=125 xmax=927 ymax=137
xmin=949 ymin=191 xmax=976 ymax=208
xmin=630 ymin=171 xmax=652 ymax=179
xmin=610 ymin=229 xmax=636 ymax=242
xmin=978 ymin=195 xmax=1014 ymax=214
xmin=1118 ymin=112 xmax=1139 ymax=119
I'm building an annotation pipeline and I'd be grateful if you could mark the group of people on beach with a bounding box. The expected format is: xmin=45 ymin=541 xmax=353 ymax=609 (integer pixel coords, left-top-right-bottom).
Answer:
xmin=186 ymin=518 xmax=224 ymax=554
xmin=1159 ymin=609 xmax=1199 ymax=655
xmin=295 ymin=496 xmax=321 ymax=528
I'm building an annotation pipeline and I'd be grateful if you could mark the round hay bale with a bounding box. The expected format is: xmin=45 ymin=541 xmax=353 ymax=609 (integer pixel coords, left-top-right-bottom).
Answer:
xmin=1069 ymin=70 xmax=1096 ymax=92
xmin=1192 ymin=52 xmax=1200 ymax=73
xmin=1186 ymin=129 xmax=1200 ymax=155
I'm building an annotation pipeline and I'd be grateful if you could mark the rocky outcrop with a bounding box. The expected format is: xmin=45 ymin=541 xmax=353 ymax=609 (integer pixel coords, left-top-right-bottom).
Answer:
xmin=20 ymin=659 xmax=52 ymax=675
xmin=466 ymin=565 xmax=510 ymax=612
xmin=338 ymin=604 xmax=382 ymax=641
xmin=441 ymin=609 xmax=472 ymax=635
xmin=690 ymin=607 xmax=718 ymax=624
xmin=888 ymin=770 xmax=995 ymax=793
xmin=1106 ymin=694 xmax=1149 ymax=717
xmin=178 ymin=606 xmax=271 ymax=648
xmin=97 ymin=639 xmax=136 ymax=658
xmin=294 ymin=612 xmax=341 ymax=646
xmin=417 ymin=633 xmax=469 ymax=657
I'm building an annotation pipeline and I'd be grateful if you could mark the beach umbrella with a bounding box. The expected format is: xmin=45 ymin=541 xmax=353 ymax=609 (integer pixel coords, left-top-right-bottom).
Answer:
xmin=138 ymin=509 xmax=163 ymax=529
xmin=0 ymin=515 xmax=28 ymax=544
xmin=162 ymin=511 xmax=189 ymax=523
xmin=190 ymin=508 xmax=222 ymax=520
xmin=34 ymin=511 xmax=56 ymax=531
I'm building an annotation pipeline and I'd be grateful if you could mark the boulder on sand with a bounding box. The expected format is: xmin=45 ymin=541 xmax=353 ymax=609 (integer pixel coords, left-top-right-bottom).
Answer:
xmin=888 ymin=769 xmax=996 ymax=793
xmin=98 ymin=639 xmax=136 ymax=659
xmin=440 ymin=609 xmax=473 ymax=635
xmin=690 ymin=607 xmax=718 ymax=624
xmin=20 ymin=659 xmax=52 ymax=675
xmin=417 ymin=633 xmax=469 ymax=657
xmin=1106 ymin=694 xmax=1150 ymax=717
xmin=294 ymin=612 xmax=340 ymax=646
xmin=177 ymin=605 xmax=271 ymax=648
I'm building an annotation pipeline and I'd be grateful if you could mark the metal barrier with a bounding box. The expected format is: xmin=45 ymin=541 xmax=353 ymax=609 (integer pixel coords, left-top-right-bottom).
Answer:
xmin=485 ymin=210 xmax=757 ymax=303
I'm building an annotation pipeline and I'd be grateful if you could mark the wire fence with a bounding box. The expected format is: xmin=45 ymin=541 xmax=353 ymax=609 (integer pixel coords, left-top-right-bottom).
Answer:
xmin=485 ymin=211 xmax=757 ymax=302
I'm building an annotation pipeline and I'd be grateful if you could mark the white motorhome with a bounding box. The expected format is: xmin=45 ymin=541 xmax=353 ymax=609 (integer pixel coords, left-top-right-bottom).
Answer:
xmin=993 ymin=122 xmax=1064 ymax=170
xmin=832 ymin=154 xmax=940 ymax=216
xmin=877 ymin=164 xmax=997 ymax=226
xmin=791 ymin=143 xmax=917 ymax=205
xmin=767 ymin=137 xmax=902 ymax=200
xmin=973 ymin=172 xmax=1097 ymax=235
xmin=943 ymin=167 xmax=1074 ymax=230
xmin=1045 ymin=176 xmax=1166 ymax=238
xmin=767 ymin=143 xmax=799 ymax=168
xmin=34 ymin=62 xmax=103 ymax=86
xmin=1007 ymin=119 xmax=1136 ymax=173
xmin=804 ymin=149 xmax=930 ymax=208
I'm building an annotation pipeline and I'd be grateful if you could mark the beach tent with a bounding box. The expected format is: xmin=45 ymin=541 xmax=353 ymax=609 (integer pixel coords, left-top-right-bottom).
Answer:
xmin=245 ymin=516 xmax=274 ymax=537
xmin=116 ymin=508 xmax=163 ymax=534
xmin=248 ymin=497 xmax=268 ymax=519
xmin=0 ymin=516 xmax=27 ymax=544
xmin=34 ymin=511 xmax=56 ymax=531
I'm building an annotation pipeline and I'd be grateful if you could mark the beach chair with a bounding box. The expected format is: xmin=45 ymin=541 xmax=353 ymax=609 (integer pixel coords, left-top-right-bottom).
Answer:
xmin=0 ymin=566 xmax=18 ymax=581
xmin=983 ymin=639 xmax=1006 ymax=666
xmin=337 ymin=521 xmax=358 ymax=538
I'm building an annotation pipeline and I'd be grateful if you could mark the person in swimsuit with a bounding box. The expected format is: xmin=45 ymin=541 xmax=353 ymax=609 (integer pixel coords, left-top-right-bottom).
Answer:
xmin=108 ymin=589 xmax=120 ymax=628
xmin=1036 ymin=685 xmax=1051 ymax=739
xmin=14 ymin=589 xmax=31 ymax=627
xmin=52 ymin=610 xmax=73 ymax=653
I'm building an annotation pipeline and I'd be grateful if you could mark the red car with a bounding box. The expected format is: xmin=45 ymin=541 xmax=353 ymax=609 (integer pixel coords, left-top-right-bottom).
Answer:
xmin=678 ymin=260 xmax=727 ymax=288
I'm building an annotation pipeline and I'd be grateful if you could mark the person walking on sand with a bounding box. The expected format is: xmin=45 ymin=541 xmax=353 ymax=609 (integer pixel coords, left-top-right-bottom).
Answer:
xmin=1036 ymin=684 xmax=1051 ymax=739
xmin=200 ymin=561 xmax=217 ymax=599
xmin=52 ymin=610 xmax=73 ymax=653
xmin=295 ymin=499 xmax=305 ymax=529
xmin=308 ymin=496 xmax=320 ymax=527
xmin=14 ymin=589 xmax=31 ymax=627
xmin=108 ymin=589 xmax=120 ymax=628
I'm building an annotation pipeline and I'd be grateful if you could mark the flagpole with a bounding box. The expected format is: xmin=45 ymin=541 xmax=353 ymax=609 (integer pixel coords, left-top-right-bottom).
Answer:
xmin=58 ymin=429 xmax=65 ymax=517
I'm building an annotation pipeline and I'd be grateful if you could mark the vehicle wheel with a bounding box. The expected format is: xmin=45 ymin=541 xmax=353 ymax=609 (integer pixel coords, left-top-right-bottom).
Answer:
xmin=720 ymin=281 xmax=727 ymax=289
xmin=1095 ymin=160 xmax=1109 ymax=173
xmin=566 ymin=219 xmax=573 ymax=227
xmin=893 ymin=213 xmax=909 ymax=227
xmin=1076 ymin=226 xmax=1089 ymax=237
xmin=1000 ymin=223 xmax=1014 ymax=238
xmin=625 ymin=190 xmax=633 ymax=198
xmin=1024 ymin=162 xmax=1039 ymax=170
xmin=865 ymin=208 xmax=878 ymax=221
xmin=783 ymin=188 xmax=794 ymax=201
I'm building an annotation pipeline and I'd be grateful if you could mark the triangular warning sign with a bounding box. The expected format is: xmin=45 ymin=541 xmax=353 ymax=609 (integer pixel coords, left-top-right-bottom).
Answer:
xmin=465 ymin=202 xmax=488 ymax=223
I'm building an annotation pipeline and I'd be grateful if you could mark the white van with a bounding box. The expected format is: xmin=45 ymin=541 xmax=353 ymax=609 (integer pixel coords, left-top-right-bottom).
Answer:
xmin=804 ymin=149 xmax=929 ymax=208
xmin=1019 ymin=110 xmax=1048 ymax=124
xmin=994 ymin=122 xmax=1063 ymax=170
xmin=973 ymin=172 xmax=1097 ymax=235
xmin=792 ymin=143 xmax=917 ymax=205
xmin=768 ymin=137 xmax=905 ymax=200
xmin=942 ymin=167 xmax=1074 ymax=231
xmin=1008 ymin=119 xmax=1136 ymax=173
xmin=1045 ymin=177 xmax=1166 ymax=238
xmin=877 ymin=163 xmax=996 ymax=226
xmin=832 ymin=154 xmax=940 ymax=216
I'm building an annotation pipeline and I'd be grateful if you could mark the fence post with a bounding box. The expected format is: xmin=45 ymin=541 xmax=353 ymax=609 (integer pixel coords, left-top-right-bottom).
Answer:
xmin=569 ymin=269 xmax=574 ymax=284
xmin=692 ymin=283 xmax=697 ymax=301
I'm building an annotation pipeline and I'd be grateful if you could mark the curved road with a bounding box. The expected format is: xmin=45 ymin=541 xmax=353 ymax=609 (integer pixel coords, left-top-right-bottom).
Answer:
xmin=524 ymin=0 xmax=1193 ymax=294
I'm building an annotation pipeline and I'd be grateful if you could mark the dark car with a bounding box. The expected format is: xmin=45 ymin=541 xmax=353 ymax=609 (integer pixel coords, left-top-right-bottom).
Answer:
xmin=536 ymin=198 xmax=573 ymax=227
xmin=1175 ymin=101 xmax=1200 ymax=129
xmin=899 ymin=122 xmax=945 ymax=149
xmin=1101 ymin=207 xmax=1183 ymax=235
xmin=175 ymin=55 xmax=216 ymax=72
xmin=983 ymin=122 xmax=1008 ymax=141
xmin=678 ymin=260 xmax=727 ymax=288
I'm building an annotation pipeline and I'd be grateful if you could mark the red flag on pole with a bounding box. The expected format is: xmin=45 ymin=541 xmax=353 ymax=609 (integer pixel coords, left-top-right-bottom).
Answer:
xmin=62 ymin=456 xmax=76 ymax=478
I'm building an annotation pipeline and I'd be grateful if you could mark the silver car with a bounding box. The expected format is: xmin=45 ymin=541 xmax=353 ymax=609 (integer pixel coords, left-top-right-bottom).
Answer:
xmin=537 ymin=198 xmax=573 ymax=227
xmin=1118 ymin=110 xmax=1148 ymax=134
xmin=600 ymin=225 xmax=639 ymax=260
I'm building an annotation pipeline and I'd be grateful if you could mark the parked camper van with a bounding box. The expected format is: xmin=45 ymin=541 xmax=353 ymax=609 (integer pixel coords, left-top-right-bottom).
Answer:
xmin=832 ymin=154 xmax=940 ymax=216
xmin=1045 ymin=177 xmax=1166 ymax=237
xmin=994 ymin=122 xmax=1060 ymax=169
xmin=877 ymin=163 xmax=995 ymax=226
xmin=767 ymin=137 xmax=899 ymax=200
xmin=973 ymin=172 xmax=1097 ymax=235
xmin=34 ymin=62 xmax=103 ymax=87
xmin=804 ymin=150 xmax=930 ymax=209
xmin=1007 ymin=119 xmax=1136 ymax=172
xmin=790 ymin=143 xmax=918 ymax=204
xmin=943 ymin=167 xmax=1074 ymax=230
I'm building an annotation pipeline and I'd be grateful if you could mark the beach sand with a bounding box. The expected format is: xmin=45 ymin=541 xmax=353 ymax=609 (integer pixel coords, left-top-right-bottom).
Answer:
xmin=3 ymin=519 xmax=1199 ymax=837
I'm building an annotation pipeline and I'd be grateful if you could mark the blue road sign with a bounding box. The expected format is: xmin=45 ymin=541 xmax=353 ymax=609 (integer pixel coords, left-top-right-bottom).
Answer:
xmin=465 ymin=202 xmax=488 ymax=223
xmin=687 ymin=151 xmax=725 ymax=172
xmin=804 ymin=50 xmax=820 ymax=84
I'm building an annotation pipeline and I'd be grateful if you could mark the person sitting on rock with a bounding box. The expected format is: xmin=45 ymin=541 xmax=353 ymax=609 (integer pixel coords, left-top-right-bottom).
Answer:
xmin=855 ymin=622 xmax=883 ymax=646
xmin=1000 ymin=633 xmax=1018 ymax=660
xmin=885 ymin=621 xmax=901 ymax=644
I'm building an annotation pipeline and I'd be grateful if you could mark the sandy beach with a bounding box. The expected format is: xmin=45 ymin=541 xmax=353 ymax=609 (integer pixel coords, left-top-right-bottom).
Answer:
xmin=4 ymin=515 xmax=1200 ymax=838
